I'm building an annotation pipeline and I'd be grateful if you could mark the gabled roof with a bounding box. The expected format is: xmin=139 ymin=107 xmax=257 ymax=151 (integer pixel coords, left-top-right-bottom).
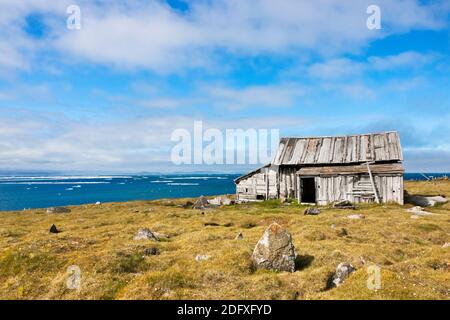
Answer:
xmin=234 ymin=163 xmax=271 ymax=183
xmin=272 ymin=131 xmax=402 ymax=165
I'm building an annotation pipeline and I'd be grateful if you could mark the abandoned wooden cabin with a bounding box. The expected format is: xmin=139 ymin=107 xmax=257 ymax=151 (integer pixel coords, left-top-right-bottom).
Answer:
xmin=235 ymin=131 xmax=404 ymax=205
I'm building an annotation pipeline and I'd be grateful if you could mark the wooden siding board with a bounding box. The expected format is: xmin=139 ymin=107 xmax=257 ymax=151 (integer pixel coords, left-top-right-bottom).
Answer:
xmin=297 ymin=163 xmax=404 ymax=175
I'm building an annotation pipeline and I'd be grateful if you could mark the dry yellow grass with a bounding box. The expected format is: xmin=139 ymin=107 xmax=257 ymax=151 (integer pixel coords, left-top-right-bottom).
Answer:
xmin=0 ymin=180 xmax=449 ymax=300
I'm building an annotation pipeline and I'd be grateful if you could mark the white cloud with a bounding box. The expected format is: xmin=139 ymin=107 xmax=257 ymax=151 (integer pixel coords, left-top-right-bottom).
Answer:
xmin=137 ymin=97 xmax=197 ymax=109
xmin=0 ymin=109 xmax=304 ymax=171
xmin=205 ymin=83 xmax=305 ymax=109
xmin=368 ymin=51 xmax=437 ymax=71
xmin=307 ymin=51 xmax=437 ymax=80
xmin=308 ymin=58 xmax=365 ymax=79
xmin=0 ymin=0 xmax=444 ymax=73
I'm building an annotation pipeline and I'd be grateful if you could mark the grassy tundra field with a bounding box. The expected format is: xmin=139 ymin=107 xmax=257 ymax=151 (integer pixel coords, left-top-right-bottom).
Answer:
xmin=0 ymin=180 xmax=449 ymax=300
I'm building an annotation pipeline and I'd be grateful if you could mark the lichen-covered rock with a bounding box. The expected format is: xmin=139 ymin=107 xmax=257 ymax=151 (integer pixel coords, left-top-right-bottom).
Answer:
xmin=331 ymin=263 xmax=356 ymax=287
xmin=251 ymin=223 xmax=296 ymax=272
xmin=134 ymin=228 xmax=160 ymax=241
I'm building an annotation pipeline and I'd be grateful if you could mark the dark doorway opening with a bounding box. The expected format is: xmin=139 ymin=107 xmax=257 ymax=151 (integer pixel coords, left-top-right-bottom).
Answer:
xmin=301 ymin=178 xmax=316 ymax=203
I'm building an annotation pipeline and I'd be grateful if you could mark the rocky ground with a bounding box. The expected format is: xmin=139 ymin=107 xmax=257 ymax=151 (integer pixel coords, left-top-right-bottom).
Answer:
xmin=0 ymin=180 xmax=449 ymax=300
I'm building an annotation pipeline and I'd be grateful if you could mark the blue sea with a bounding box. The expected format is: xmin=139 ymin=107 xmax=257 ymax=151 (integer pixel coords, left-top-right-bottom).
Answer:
xmin=0 ymin=172 xmax=448 ymax=211
xmin=0 ymin=174 xmax=240 ymax=211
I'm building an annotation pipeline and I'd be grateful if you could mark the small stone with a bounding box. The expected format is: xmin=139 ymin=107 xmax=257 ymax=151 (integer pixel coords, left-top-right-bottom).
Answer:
xmin=251 ymin=223 xmax=296 ymax=272
xmin=332 ymin=200 xmax=354 ymax=208
xmin=235 ymin=232 xmax=244 ymax=240
xmin=406 ymin=206 xmax=432 ymax=216
xmin=222 ymin=198 xmax=233 ymax=205
xmin=347 ymin=214 xmax=365 ymax=219
xmin=49 ymin=224 xmax=60 ymax=233
xmin=46 ymin=207 xmax=71 ymax=214
xmin=154 ymin=232 xmax=170 ymax=239
xmin=192 ymin=196 xmax=210 ymax=209
xmin=331 ymin=263 xmax=356 ymax=287
xmin=204 ymin=222 xmax=220 ymax=227
xmin=143 ymin=247 xmax=160 ymax=256
xmin=182 ymin=201 xmax=194 ymax=208
xmin=208 ymin=197 xmax=223 ymax=206
xmin=134 ymin=228 xmax=160 ymax=241
xmin=304 ymin=208 xmax=321 ymax=215
xmin=360 ymin=256 xmax=366 ymax=265
xmin=195 ymin=254 xmax=210 ymax=261
xmin=95 ymin=201 xmax=101 ymax=205
xmin=336 ymin=228 xmax=348 ymax=237
xmin=442 ymin=243 xmax=450 ymax=248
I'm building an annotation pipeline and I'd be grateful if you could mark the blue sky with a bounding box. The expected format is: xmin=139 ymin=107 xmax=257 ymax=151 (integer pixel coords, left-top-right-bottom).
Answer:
xmin=0 ymin=0 xmax=449 ymax=173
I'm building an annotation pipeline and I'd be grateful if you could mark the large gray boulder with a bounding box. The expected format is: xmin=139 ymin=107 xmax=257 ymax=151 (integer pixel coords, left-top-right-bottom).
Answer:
xmin=251 ymin=223 xmax=296 ymax=272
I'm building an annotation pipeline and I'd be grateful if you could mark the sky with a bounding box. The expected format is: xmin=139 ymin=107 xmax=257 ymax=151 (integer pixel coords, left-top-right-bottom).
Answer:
xmin=0 ymin=0 xmax=449 ymax=173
